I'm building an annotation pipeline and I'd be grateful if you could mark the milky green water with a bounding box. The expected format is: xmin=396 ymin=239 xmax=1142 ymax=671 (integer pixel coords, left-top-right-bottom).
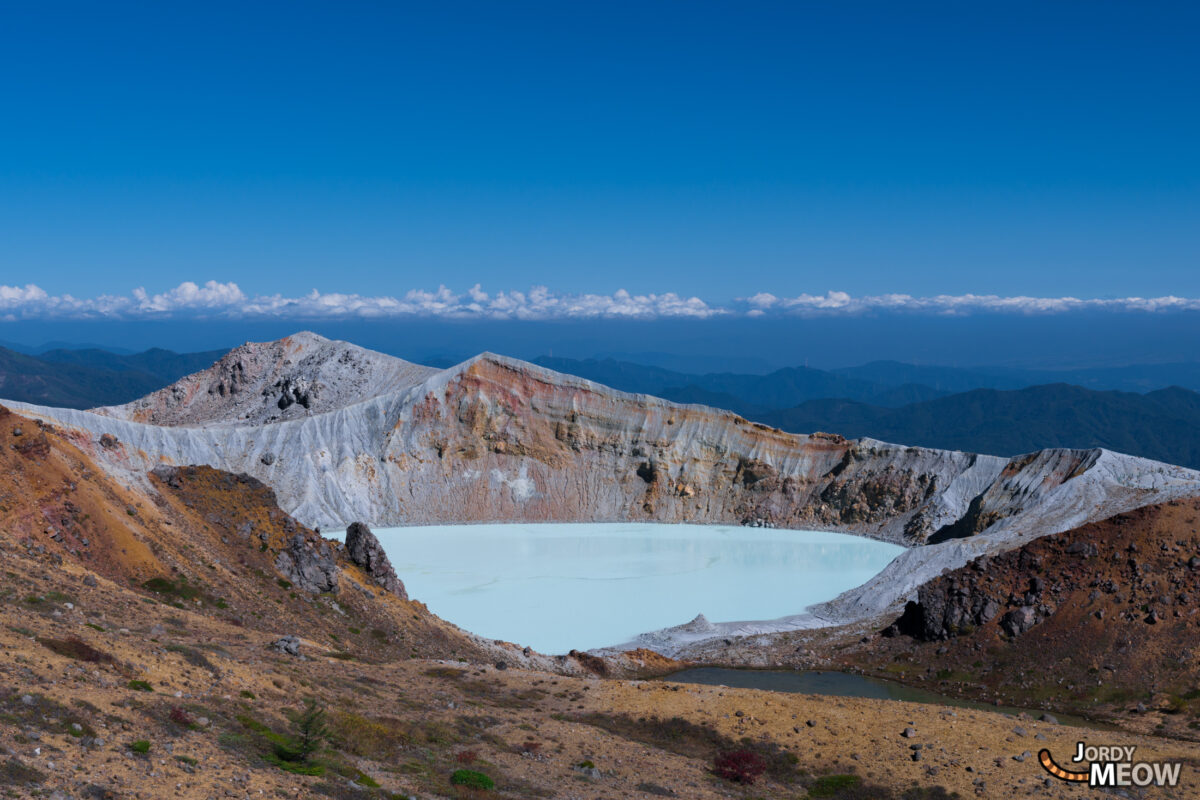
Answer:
xmin=350 ymin=523 xmax=903 ymax=654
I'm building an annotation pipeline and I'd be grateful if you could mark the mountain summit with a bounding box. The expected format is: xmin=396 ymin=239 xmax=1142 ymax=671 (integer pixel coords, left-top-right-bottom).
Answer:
xmin=93 ymin=331 xmax=437 ymax=426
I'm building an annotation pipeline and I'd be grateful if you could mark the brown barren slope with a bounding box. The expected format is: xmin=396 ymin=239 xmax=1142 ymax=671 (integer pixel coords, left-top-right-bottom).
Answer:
xmin=836 ymin=498 xmax=1200 ymax=740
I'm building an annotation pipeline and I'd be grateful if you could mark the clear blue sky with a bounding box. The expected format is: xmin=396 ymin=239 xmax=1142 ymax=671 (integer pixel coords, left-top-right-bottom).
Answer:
xmin=1 ymin=1 xmax=1197 ymax=301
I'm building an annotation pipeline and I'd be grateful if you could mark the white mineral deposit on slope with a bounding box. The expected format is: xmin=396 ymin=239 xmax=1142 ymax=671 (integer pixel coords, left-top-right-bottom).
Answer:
xmin=7 ymin=333 xmax=1200 ymax=652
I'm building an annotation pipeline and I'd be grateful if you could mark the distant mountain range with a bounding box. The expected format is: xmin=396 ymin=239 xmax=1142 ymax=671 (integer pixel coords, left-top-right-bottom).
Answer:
xmin=531 ymin=356 xmax=946 ymax=412
xmin=0 ymin=346 xmax=226 ymax=408
xmin=836 ymin=359 xmax=1200 ymax=394
xmin=535 ymin=356 xmax=1200 ymax=469
xmin=760 ymin=384 xmax=1200 ymax=470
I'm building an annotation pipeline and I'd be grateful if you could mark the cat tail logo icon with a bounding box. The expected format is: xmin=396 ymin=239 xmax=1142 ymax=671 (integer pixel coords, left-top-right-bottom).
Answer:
xmin=1039 ymin=743 xmax=1182 ymax=788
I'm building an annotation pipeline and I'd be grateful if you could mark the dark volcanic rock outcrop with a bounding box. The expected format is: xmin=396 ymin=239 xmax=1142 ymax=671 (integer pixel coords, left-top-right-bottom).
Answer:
xmin=345 ymin=521 xmax=407 ymax=599
xmin=894 ymin=551 xmax=1054 ymax=641
xmin=854 ymin=498 xmax=1200 ymax=734
xmin=275 ymin=533 xmax=340 ymax=594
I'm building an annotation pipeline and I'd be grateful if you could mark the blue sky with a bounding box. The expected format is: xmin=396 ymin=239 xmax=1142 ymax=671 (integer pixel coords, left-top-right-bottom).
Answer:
xmin=1 ymin=0 xmax=1197 ymax=312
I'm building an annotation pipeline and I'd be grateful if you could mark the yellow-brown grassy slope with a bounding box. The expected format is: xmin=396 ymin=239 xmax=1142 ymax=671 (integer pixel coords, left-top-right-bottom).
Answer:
xmin=4 ymin=405 xmax=1200 ymax=799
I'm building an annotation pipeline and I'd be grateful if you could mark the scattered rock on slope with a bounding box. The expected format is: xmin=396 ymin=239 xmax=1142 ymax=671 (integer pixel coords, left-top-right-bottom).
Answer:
xmin=345 ymin=521 xmax=407 ymax=599
xmin=271 ymin=634 xmax=302 ymax=656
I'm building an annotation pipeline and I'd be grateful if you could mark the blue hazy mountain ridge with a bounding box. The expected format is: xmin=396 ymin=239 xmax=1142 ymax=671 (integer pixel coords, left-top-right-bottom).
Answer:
xmin=531 ymin=356 xmax=948 ymax=412
xmin=36 ymin=347 xmax=228 ymax=384
xmin=760 ymin=385 xmax=1200 ymax=470
xmin=836 ymin=359 xmax=1200 ymax=394
xmin=0 ymin=345 xmax=227 ymax=408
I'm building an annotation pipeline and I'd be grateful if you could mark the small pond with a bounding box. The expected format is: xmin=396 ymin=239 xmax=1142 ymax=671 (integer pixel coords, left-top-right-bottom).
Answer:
xmin=662 ymin=667 xmax=1103 ymax=728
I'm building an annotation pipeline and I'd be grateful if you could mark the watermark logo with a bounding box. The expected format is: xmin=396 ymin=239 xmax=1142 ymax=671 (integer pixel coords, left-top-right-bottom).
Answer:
xmin=1039 ymin=742 xmax=1182 ymax=787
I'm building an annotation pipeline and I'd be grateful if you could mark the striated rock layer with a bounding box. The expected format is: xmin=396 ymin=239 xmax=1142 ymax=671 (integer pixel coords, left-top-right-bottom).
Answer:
xmin=7 ymin=335 xmax=1200 ymax=630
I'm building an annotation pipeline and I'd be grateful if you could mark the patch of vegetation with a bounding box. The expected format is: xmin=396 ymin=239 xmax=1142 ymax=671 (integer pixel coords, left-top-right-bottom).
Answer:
xmin=130 ymin=740 xmax=151 ymax=754
xmin=450 ymin=769 xmax=494 ymax=790
xmin=328 ymin=711 xmax=411 ymax=759
xmin=127 ymin=680 xmax=153 ymax=692
xmin=168 ymin=706 xmax=197 ymax=729
xmin=353 ymin=772 xmax=380 ymax=788
xmin=165 ymin=643 xmax=218 ymax=674
xmin=0 ymin=690 xmax=95 ymax=737
xmin=286 ymin=699 xmax=329 ymax=763
xmin=239 ymin=700 xmax=331 ymax=776
xmin=85 ymin=622 xmax=106 ymax=632
xmin=240 ymin=690 xmax=256 ymax=700
xmin=37 ymin=636 xmax=115 ymax=664
xmin=808 ymin=774 xmax=862 ymax=797
xmin=712 ymin=749 xmax=767 ymax=785
xmin=424 ymin=666 xmax=467 ymax=680
xmin=142 ymin=577 xmax=196 ymax=598
xmin=0 ymin=757 xmax=46 ymax=785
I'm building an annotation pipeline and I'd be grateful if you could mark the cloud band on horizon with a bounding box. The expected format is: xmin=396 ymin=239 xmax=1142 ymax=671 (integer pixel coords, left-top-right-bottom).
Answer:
xmin=2 ymin=281 xmax=1199 ymax=321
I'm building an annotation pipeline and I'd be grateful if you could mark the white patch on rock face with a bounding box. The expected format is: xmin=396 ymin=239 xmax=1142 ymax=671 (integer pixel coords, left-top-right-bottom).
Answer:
xmin=489 ymin=464 xmax=536 ymax=502
xmin=461 ymin=469 xmax=482 ymax=480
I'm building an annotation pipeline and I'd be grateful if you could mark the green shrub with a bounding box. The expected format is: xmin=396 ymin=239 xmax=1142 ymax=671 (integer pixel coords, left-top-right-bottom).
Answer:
xmin=130 ymin=740 xmax=151 ymax=754
xmin=264 ymin=753 xmax=325 ymax=775
xmin=288 ymin=699 xmax=328 ymax=762
xmin=127 ymin=680 xmax=153 ymax=692
xmin=450 ymin=769 xmax=494 ymax=790
xmin=808 ymin=774 xmax=862 ymax=797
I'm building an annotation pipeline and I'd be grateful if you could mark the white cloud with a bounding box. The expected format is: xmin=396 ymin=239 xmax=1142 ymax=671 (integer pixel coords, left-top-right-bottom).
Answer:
xmin=0 ymin=281 xmax=724 ymax=320
xmin=738 ymin=291 xmax=1200 ymax=316
xmin=0 ymin=281 xmax=1198 ymax=321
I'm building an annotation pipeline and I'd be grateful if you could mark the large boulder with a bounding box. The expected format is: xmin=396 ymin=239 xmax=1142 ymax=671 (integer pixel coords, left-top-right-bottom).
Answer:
xmin=894 ymin=576 xmax=1001 ymax=641
xmin=345 ymin=522 xmax=407 ymax=599
xmin=274 ymin=534 xmax=339 ymax=594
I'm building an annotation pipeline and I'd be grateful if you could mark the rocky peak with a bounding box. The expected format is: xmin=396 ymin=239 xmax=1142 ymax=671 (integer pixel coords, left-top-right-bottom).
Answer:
xmin=344 ymin=522 xmax=407 ymax=599
xmin=91 ymin=332 xmax=438 ymax=427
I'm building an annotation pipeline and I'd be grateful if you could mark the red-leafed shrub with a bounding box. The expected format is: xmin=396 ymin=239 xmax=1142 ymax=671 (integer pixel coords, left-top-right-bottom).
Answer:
xmin=169 ymin=706 xmax=195 ymax=727
xmin=455 ymin=749 xmax=478 ymax=764
xmin=712 ymin=749 xmax=768 ymax=784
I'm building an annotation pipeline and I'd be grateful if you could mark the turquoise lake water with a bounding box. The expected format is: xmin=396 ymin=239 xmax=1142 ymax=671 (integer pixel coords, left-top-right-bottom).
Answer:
xmin=352 ymin=523 xmax=904 ymax=654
